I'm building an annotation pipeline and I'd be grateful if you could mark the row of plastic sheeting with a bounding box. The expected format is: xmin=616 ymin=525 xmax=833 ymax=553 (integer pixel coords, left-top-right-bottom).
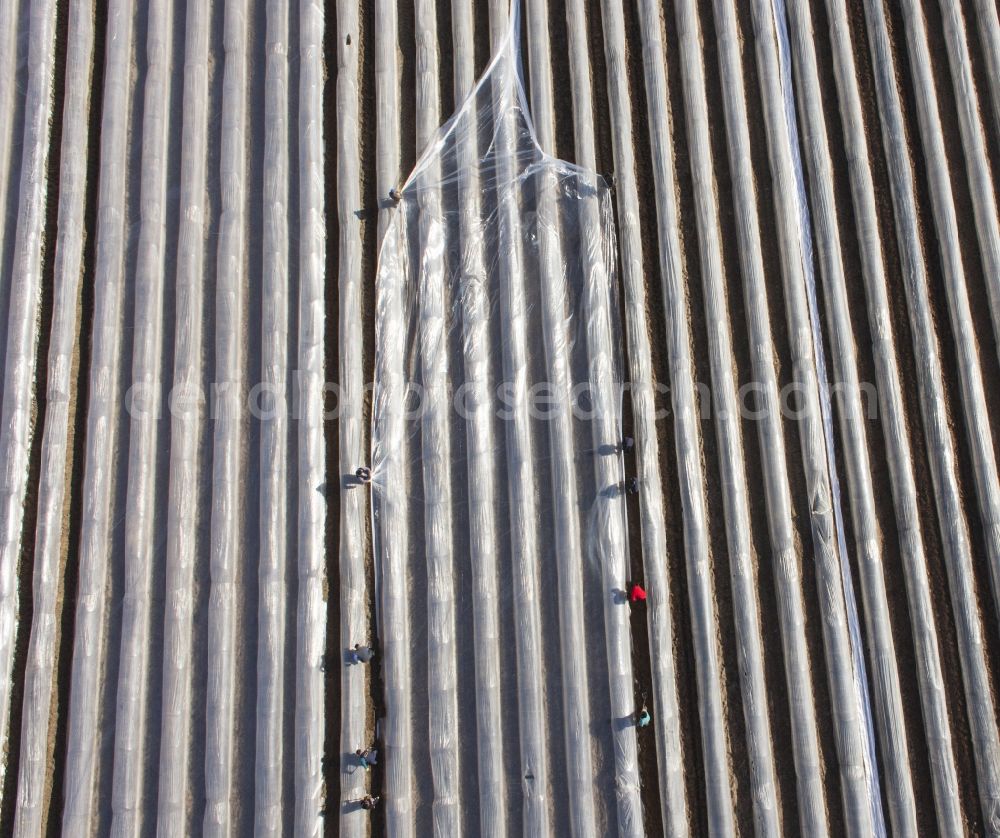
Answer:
xmin=370 ymin=4 xmax=643 ymax=833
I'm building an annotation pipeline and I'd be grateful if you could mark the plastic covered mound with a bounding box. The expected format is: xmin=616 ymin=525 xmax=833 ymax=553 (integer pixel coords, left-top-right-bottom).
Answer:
xmin=369 ymin=4 xmax=643 ymax=834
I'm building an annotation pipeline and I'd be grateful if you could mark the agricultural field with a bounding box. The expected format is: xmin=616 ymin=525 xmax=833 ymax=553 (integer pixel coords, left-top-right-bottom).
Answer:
xmin=0 ymin=0 xmax=997 ymax=835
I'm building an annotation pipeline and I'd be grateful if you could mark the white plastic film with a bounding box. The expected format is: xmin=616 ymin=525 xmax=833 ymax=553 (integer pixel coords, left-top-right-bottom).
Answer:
xmin=370 ymin=3 xmax=641 ymax=833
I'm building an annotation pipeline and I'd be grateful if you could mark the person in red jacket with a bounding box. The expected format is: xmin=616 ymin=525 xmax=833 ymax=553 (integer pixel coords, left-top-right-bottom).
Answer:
xmin=627 ymin=581 xmax=647 ymax=604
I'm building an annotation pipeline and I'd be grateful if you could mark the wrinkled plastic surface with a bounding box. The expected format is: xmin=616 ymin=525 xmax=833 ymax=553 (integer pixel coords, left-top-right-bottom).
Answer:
xmin=370 ymin=8 xmax=640 ymax=833
xmin=770 ymin=1 xmax=885 ymax=832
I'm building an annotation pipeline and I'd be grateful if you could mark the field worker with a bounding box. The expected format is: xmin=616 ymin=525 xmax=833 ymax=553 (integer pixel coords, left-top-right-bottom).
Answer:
xmin=619 ymin=436 xmax=635 ymax=453
xmin=626 ymin=477 xmax=640 ymax=495
xmin=636 ymin=706 xmax=651 ymax=728
xmin=356 ymin=747 xmax=378 ymax=769
xmin=352 ymin=643 xmax=374 ymax=664
xmin=355 ymin=466 xmax=372 ymax=484
xmin=361 ymin=794 xmax=380 ymax=811
xmin=627 ymin=581 xmax=647 ymax=604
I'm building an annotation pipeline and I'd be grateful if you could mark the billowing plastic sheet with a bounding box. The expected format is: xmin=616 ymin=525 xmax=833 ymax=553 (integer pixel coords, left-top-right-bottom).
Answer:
xmin=370 ymin=6 xmax=642 ymax=833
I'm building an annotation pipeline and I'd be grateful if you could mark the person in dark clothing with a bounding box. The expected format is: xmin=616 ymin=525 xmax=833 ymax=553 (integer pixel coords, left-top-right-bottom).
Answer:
xmin=349 ymin=643 xmax=374 ymax=664
xmin=355 ymin=466 xmax=372 ymax=484
xmin=360 ymin=794 xmax=380 ymax=811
